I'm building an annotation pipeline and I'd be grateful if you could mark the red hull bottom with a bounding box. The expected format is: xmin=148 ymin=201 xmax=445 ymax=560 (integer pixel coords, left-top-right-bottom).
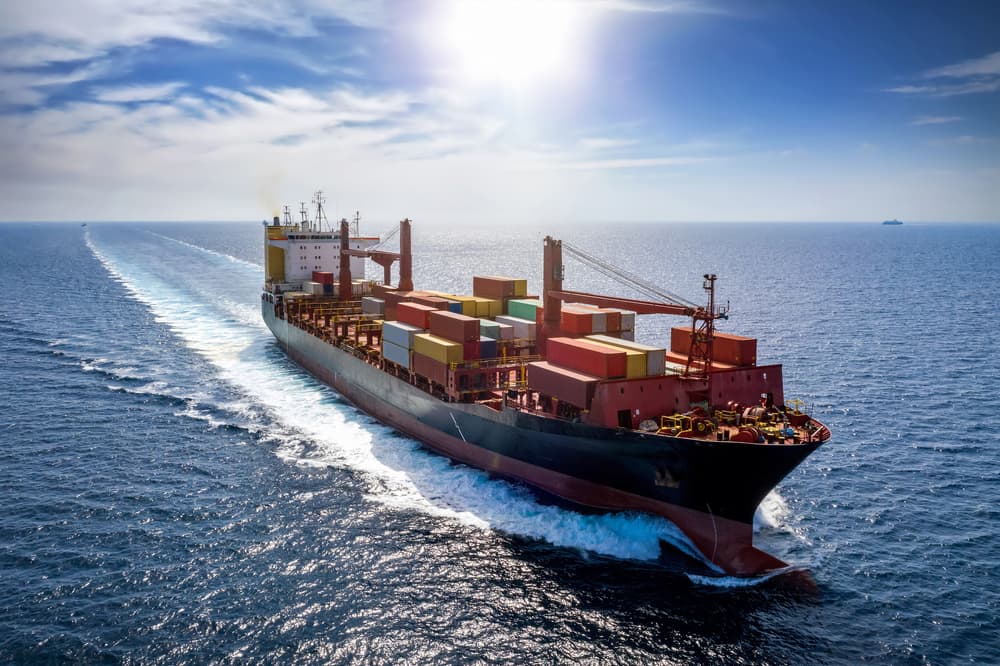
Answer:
xmin=287 ymin=344 xmax=786 ymax=577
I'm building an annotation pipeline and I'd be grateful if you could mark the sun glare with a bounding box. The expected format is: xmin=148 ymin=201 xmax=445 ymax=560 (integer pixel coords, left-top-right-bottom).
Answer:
xmin=435 ymin=0 xmax=585 ymax=91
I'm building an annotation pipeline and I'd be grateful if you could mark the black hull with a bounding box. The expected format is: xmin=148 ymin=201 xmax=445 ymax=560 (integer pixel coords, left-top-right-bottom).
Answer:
xmin=263 ymin=303 xmax=820 ymax=575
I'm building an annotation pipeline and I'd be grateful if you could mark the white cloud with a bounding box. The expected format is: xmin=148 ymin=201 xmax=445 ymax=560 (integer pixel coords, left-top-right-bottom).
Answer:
xmin=886 ymin=50 xmax=1000 ymax=97
xmin=911 ymin=115 xmax=962 ymax=126
xmin=579 ymin=137 xmax=639 ymax=150
xmin=94 ymin=82 xmax=186 ymax=103
xmin=923 ymin=51 xmax=1000 ymax=79
xmin=0 ymin=1 xmax=385 ymax=68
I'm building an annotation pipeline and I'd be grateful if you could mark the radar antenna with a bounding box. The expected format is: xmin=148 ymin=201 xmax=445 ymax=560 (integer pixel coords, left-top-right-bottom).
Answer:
xmin=299 ymin=202 xmax=310 ymax=231
xmin=282 ymin=205 xmax=293 ymax=225
xmin=313 ymin=190 xmax=329 ymax=232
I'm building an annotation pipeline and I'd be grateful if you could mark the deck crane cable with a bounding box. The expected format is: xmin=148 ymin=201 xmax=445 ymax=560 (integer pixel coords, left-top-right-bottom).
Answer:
xmin=369 ymin=222 xmax=400 ymax=251
xmin=561 ymin=241 xmax=701 ymax=309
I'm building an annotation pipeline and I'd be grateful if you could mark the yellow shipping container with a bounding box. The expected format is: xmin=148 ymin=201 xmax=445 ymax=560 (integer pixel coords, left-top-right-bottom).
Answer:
xmin=447 ymin=295 xmax=478 ymax=316
xmin=513 ymin=278 xmax=528 ymax=297
xmin=413 ymin=333 xmax=464 ymax=364
xmin=471 ymin=296 xmax=502 ymax=318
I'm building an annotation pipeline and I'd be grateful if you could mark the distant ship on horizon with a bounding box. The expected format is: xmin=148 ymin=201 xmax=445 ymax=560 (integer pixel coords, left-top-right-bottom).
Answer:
xmin=882 ymin=219 xmax=903 ymax=225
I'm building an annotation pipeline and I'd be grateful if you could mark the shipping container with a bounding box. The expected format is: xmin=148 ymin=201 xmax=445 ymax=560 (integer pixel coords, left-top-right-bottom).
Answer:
xmin=413 ymin=333 xmax=464 ymax=365
xmin=560 ymin=306 xmax=593 ymax=335
xmin=473 ymin=276 xmax=517 ymax=300
xmin=496 ymin=322 xmax=514 ymax=340
xmin=410 ymin=295 xmax=450 ymax=310
xmin=479 ymin=336 xmax=498 ymax=359
xmin=495 ymin=315 xmax=536 ymax=340
xmin=381 ymin=340 xmax=411 ymax=369
xmin=382 ymin=320 xmax=424 ymax=350
xmin=397 ymin=302 xmax=437 ymax=330
xmin=445 ymin=295 xmax=478 ymax=316
xmin=470 ymin=296 xmax=502 ymax=318
xmin=670 ymin=327 xmax=757 ymax=367
xmin=507 ymin=298 xmax=542 ymax=321
xmin=598 ymin=309 xmax=622 ymax=333
xmin=412 ymin=352 xmax=449 ymax=386
xmin=302 ymin=280 xmax=324 ymax=296
xmin=581 ymin=339 xmax=646 ymax=378
xmin=546 ymin=337 xmax=627 ymax=379
xmin=585 ymin=334 xmax=666 ymax=376
xmin=528 ymin=361 xmax=599 ymax=409
xmin=479 ymin=319 xmax=501 ymax=340
xmin=429 ymin=310 xmax=480 ymax=342
xmin=463 ymin=339 xmax=480 ymax=361
xmin=312 ymin=271 xmax=334 ymax=285
xmin=361 ymin=296 xmax=385 ymax=315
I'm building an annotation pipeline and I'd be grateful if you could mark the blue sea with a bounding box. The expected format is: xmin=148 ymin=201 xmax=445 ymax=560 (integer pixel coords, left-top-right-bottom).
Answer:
xmin=1 ymin=221 xmax=997 ymax=664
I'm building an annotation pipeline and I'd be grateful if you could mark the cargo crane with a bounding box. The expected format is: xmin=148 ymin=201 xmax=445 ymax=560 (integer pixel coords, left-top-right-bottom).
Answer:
xmin=540 ymin=237 xmax=728 ymax=378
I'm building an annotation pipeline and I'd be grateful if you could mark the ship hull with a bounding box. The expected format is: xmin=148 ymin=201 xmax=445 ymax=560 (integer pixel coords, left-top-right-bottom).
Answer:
xmin=263 ymin=302 xmax=819 ymax=575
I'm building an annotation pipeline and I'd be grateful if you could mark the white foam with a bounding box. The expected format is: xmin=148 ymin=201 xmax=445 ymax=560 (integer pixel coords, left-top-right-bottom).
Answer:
xmin=85 ymin=230 xmax=740 ymax=564
xmin=686 ymin=566 xmax=797 ymax=588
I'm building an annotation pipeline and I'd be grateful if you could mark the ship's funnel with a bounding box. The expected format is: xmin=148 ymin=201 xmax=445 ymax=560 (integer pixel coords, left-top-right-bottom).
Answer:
xmin=272 ymin=216 xmax=280 ymax=226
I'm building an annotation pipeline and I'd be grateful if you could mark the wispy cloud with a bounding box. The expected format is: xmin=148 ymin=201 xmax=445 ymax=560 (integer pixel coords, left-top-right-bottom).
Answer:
xmin=94 ymin=82 xmax=186 ymax=103
xmin=928 ymin=135 xmax=993 ymax=146
xmin=579 ymin=137 xmax=639 ymax=150
xmin=886 ymin=50 xmax=1000 ymax=97
xmin=910 ymin=115 xmax=962 ymax=126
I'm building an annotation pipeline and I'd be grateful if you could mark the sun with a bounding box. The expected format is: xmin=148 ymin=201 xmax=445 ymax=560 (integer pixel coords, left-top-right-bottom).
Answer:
xmin=434 ymin=0 xmax=586 ymax=91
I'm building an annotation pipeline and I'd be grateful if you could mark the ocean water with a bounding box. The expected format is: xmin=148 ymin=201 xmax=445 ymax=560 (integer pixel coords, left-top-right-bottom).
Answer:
xmin=1 ymin=220 xmax=997 ymax=664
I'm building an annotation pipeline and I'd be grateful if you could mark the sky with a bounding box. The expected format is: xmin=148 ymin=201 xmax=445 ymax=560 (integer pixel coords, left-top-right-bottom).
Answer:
xmin=0 ymin=0 xmax=998 ymax=223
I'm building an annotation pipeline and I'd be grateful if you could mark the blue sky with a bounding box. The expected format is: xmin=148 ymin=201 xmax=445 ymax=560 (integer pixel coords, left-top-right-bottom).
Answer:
xmin=0 ymin=0 xmax=997 ymax=222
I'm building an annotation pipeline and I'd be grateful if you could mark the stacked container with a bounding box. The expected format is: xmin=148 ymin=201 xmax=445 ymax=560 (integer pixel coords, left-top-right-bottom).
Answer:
xmin=361 ymin=297 xmax=385 ymax=316
xmin=670 ymin=327 xmax=757 ymax=367
xmin=381 ymin=320 xmax=424 ymax=370
xmin=507 ymin=299 xmax=542 ymax=322
xmin=585 ymin=334 xmax=666 ymax=377
xmin=527 ymin=361 xmax=599 ymax=409
xmin=495 ymin=315 xmax=536 ymax=340
xmin=546 ymin=337 xmax=627 ymax=379
xmin=397 ymin=302 xmax=437 ymax=330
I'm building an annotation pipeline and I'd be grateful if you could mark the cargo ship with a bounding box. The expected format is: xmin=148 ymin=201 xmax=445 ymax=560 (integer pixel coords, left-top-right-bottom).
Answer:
xmin=260 ymin=199 xmax=831 ymax=576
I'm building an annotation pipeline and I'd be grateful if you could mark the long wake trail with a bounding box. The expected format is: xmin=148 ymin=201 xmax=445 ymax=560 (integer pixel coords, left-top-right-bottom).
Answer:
xmin=84 ymin=229 xmax=792 ymax=573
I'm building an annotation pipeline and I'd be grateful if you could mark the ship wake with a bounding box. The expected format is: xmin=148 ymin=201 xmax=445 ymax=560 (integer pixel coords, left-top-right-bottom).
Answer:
xmin=84 ymin=229 xmax=713 ymax=564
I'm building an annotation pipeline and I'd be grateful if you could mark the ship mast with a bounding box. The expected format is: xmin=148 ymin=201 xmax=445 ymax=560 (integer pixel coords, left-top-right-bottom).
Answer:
xmin=313 ymin=190 xmax=329 ymax=232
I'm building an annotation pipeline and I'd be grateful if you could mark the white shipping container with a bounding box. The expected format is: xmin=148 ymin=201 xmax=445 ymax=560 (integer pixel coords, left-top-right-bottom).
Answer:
xmin=302 ymin=280 xmax=324 ymax=296
xmin=495 ymin=315 xmax=536 ymax=340
xmin=381 ymin=340 xmax=411 ymax=369
xmin=496 ymin=323 xmax=514 ymax=340
xmin=362 ymin=297 xmax=385 ymax=315
xmin=585 ymin=334 xmax=666 ymax=376
xmin=591 ymin=312 xmax=608 ymax=334
xmin=382 ymin=320 xmax=424 ymax=349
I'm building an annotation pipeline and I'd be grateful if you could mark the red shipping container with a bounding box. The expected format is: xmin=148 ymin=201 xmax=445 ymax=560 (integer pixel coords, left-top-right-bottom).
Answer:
xmin=561 ymin=309 xmax=593 ymax=335
xmin=429 ymin=310 xmax=480 ymax=343
xmin=411 ymin=295 xmax=449 ymax=310
xmin=312 ymin=271 xmax=334 ymax=285
xmin=412 ymin=352 xmax=449 ymax=386
xmin=599 ymin=309 xmax=622 ymax=332
xmin=473 ymin=276 xmax=516 ymax=300
xmin=670 ymin=327 xmax=756 ymax=367
xmin=546 ymin=337 xmax=626 ymax=379
xmin=528 ymin=361 xmax=599 ymax=409
xmin=397 ymin=302 xmax=436 ymax=330
xmin=463 ymin=339 xmax=480 ymax=361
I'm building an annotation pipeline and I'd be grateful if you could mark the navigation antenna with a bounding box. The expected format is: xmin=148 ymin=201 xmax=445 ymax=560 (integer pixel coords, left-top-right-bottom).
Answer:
xmin=313 ymin=190 xmax=329 ymax=232
xmin=352 ymin=211 xmax=361 ymax=236
xmin=299 ymin=202 xmax=310 ymax=232
xmin=282 ymin=205 xmax=292 ymax=225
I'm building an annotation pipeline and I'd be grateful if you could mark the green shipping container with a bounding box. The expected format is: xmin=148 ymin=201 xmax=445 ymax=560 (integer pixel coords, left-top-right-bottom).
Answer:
xmin=507 ymin=298 xmax=542 ymax=321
